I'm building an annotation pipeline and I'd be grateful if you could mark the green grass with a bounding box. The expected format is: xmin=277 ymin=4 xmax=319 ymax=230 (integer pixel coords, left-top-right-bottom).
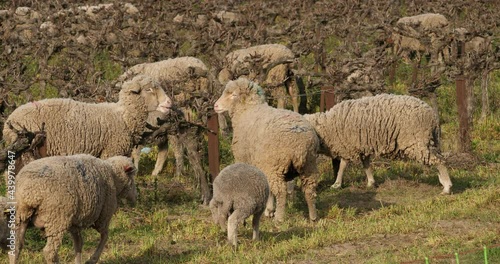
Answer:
xmin=2 ymin=76 xmax=499 ymax=264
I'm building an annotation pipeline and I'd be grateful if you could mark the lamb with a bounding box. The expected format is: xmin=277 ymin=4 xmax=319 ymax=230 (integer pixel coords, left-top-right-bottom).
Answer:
xmin=117 ymin=57 xmax=217 ymax=205
xmin=214 ymin=78 xmax=320 ymax=222
xmin=218 ymin=44 xmax=301 ymax=112
xmin=209 ymin=163 xmax=269 ymax=246
xmin=9 ymin=154 xmax=137 ymax=264
xmin=304 ymin=93 xmax=453 ymax=194
xmin=2 ymin=75 xmax=172 ymax=174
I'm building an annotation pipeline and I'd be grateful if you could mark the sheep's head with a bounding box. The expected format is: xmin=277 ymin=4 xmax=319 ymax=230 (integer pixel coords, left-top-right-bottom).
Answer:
xmin=120 ymin=75 xmax=173 ymax=114
xmin=214 ymin=78 xmax=266 ymax=115
xmin=107 ymin=156 xmax=137 ymax=206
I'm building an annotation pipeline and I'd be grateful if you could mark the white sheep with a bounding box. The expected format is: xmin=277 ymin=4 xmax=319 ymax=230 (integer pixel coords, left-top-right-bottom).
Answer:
xmin=214 ymin=78 xmax=320 ymax=222
xmin=2 ymin=75 xmax=172 ymax=175
xmin=218 ymin=44 xmax=300 ymax=112
xmin=392 ymin=13 xmax=449 ymax=65
xmin=210 ymin=163 xmax=269 ymax=246
xmin=304 ymin=94 xmax=453 ymax=194
xmin=9 ymin=154 xmax=137 ymax=264
xmin=117 ymin=57 xmax=216 ymax=205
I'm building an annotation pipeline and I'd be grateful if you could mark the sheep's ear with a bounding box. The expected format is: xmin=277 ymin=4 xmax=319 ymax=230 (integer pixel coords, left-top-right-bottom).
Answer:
xmin=124 ymin=165 xmax=134 ymax=173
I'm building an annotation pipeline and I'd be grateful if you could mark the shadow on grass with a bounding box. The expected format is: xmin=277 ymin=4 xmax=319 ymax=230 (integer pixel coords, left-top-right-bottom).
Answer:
xmin=101 ymin=246 xmax=200 ymax=264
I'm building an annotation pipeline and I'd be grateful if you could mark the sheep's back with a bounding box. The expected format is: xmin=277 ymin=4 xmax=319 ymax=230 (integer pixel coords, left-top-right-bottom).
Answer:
xmin=313 ymin=94 xmax=438 ymax=161
xmin=212 ymin=163 xmax=269 ymax=212
xmin=4 ymin=99 xmax=132 ymax=158
xmin=232 ymin=105 xmax=318 ymax=173
xmin=15 ymin=154 xmax=114 ymax=229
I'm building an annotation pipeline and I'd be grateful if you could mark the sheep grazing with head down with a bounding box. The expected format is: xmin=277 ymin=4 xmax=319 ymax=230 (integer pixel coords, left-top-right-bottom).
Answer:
xmin=214 ymin=78 xmax=320 ymax=222
xmin=9 ymin=154 xmax=137 ymax=264
xmin=3 ymin=75 xmax=172 ymax=176
xmin=304 ymin=94 xmax=452 ymax=194
xmin=210 ymin=163 xmax=269 ymax=246
xmin=218 ymin=44 xmax=300 ymax=112
xmin=116 ymin=56 xmax=218 ymax=205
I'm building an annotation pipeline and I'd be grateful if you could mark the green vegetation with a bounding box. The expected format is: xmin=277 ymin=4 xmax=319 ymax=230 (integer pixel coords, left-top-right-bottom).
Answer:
xmin=2 ymin=75 xmax=499 ymax=263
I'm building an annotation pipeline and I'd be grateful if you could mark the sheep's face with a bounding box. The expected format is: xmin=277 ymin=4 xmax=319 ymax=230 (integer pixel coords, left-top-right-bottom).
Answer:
xmin=122 ymin=75 xmax=173 ymax=114
xmin=108 ymin=156 xmax=138 ymax=206
xmin=214 ymin=78 xmax=266 ymax=114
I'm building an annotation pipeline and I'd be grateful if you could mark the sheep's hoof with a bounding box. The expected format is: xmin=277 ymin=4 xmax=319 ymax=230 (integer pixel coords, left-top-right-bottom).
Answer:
xmin=366 ymin=182 xmax=377 ymax=189
xmin=264 ymin=209 xmax=274 ymax=218
xmin=331 ymin=182 xmax=342 ymax=189
xmin=440 ymin=190 xmax=452 ymax=195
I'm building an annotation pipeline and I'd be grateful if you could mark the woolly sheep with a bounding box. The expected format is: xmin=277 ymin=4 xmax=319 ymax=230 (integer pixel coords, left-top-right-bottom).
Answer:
xmin=304 ymin=94 xmax=453 ymax=194
xmin=209 ymin=163 xmax=269 ymax=246
xmin=392 ymin=13 xmax=449 ymax=65
xmin=214 ymin=78 xmax=320 ymax=222
xmin=117 ymin=57 xmax=216 ymax=205
xmin=9 ymin=154 xmax=137 ymax=264
xmin=2 ymin=75 xmax=172 ymax=174
xmin=117 ymin=56 xmax=210 ymax=175
xmin=218 ymin=44 xmax=300 ymax=112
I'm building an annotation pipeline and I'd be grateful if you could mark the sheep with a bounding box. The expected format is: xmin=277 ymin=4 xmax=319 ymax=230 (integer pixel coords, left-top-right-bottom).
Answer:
xmin=209 ymin=163 xmax=269 ymax=246
xmin=2 ymin=75 xmax=172 ymax=176
xmin=8 ymin=154 xmax=136 ymax=264
xmin=218 ymin=44 xmax=301 ymax=112
xmin=391 ymin=13 xmax=449 ymax=68
xmin=117 ymin=57 xmax=218 ymax=205
xmin=304 ymin=93 xmax=453 ymax=194
xmin=214 ymin=78 xmax=320 ymax=222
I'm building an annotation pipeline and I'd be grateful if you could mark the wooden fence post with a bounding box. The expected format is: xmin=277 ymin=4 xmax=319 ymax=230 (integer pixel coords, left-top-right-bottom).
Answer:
xmin=455 ymin=41 xmax=471 ymax=153
xmin=320 ymin=86 xmax=335 ymax=111
xmin=207 ymin=112 xmax=220 ymax=181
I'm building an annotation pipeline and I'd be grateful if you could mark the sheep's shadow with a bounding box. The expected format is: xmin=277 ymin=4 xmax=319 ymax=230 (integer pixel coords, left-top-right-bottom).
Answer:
xmin=101 ymin=247 xmax=199 ymax=264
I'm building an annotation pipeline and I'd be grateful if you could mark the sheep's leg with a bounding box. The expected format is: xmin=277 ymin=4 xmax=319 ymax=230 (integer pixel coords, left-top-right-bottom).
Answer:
xmin=273 ymin=179 xmax=288 ymax=222
xmin=152 ymin=140 xmax=169 ymax=176
xmin=227 ymin=210 xmax=246 ymax=246
xmin=300 ymin=172 xmax=319 ymax=221
xmin=331 ymin=158 xmax=348 ymax=189
xmin=131 ymin=145 xmax=141 ymax=171
xmin=69 ymin=228 xmax=83 ymax=264
xmin=286 ymin=179 xmax=295 ymax=195
xmin=264 ymin=193 xmax=275 ymax=218
xmin=43 ymin=232 xmax=64 ymax=264
xmin=252 ymin=209 xmax=264 ymax=241
xmin=185 ymin=133 xmax=211 ymax=205
xmin=437 ymin=163 xmax=452 ymax=195
xmin=287 ymin=78 xmax=300 ymax=113
xmin=10 ymin=220 xmax=28 ymax=264
xmin=86 ymin=228 xmax=109 ymax=264
xmin=360 ymin=155 xmax=375 ymax=188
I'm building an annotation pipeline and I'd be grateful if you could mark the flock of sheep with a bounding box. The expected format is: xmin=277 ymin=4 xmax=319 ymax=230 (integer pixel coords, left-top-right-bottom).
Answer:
xmin=0 ymin=15 xmax=456 ymax=264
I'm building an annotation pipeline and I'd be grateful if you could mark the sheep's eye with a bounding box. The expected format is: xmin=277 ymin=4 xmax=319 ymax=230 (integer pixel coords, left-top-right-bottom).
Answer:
xmin=146 ymin=88 xmax=154 ymax=93
xmin=231 ymin=93 xmax=238 ymax=97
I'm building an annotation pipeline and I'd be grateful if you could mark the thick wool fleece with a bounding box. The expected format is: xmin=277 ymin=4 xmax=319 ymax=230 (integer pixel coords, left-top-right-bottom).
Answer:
xmin=304 ymin=93 xmax=452 ymax=194
xmin=305 ymin=94 xmax=442 ymax=165
xmin=3 ymin=76 xmax=158 ymax=159
xmin=215 ymin=78 xmax=319 ymax=221
xmin=12 ymin=154 xmax=136 ymax=264
xmin=210 ymin=163 xmax=269 ymax=246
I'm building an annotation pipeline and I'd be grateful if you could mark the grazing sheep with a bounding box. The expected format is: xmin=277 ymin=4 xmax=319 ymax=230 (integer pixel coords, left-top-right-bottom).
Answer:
xmin=9 ymin=154 xmax=137 ymax=264
xmin=214 ymin=78 xmax=320 ymax=222
xmin=210 ymin=163 xmax=269 ymax=246
xmin=392 ymin=13 xmax=449 ymax=66
xmin=304 ymin=94 xmax=453 ymax=194
xmin=2 ymin=75 xmax=172 ymax=175
xmin=118 ymin=57 xmax=217 ymax=205
xmin=218 ymin=44 xmax=301 ymax=112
